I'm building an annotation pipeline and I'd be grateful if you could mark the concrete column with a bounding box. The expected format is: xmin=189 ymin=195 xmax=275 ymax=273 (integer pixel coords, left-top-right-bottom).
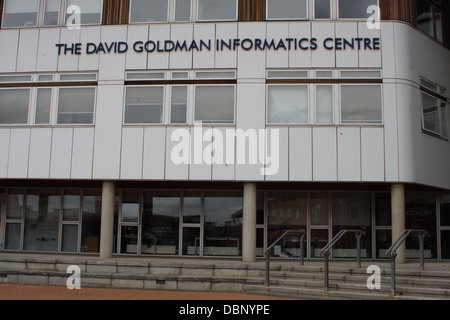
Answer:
xmin=99 ymin=181 xmax=115 ymax=259
xmin=242 ymin=182 xmax=257 ymax=262
xmin=391 ymin=183 xmax=406 ymax=263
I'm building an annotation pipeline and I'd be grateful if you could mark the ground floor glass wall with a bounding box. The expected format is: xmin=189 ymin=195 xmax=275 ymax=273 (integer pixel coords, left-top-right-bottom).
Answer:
xmin=0 ymin=187 xmax=449 ymax=260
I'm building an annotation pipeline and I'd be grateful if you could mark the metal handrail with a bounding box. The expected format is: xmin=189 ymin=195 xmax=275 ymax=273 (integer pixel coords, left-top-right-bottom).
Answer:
xmin=265 ymin=229 xmax=306 ymax=286
xmin=320 ymin=229 xmax=366 ymax=291
xmin=386 ymin=229 xmax=427 ymax=295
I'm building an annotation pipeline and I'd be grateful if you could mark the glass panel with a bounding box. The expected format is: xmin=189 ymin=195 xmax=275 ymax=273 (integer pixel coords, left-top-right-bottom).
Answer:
xmin=332 ymin=192 xmax=371 ymax=258
xmin=417 ymin=0 xmax=433 ymax=37
xmin=172 ymin=72 xmax=189 ymax=79
xmin=7 ymin=189 xmax=23 ymax=220
xmin=204 ymin=191 xmax=242 ymax=256
xmin=171 ymin=86 xmax=188 ymax=124
xmin=120 ymin=226 xmax=138 ymax=254
xmin=175 ymin=0 xmax=192 ymax=21
xmin=310 ymin=229 xmax=328 ymax=258
xmin=441 ymin=231 xmax=450 ymax=259
xmin=60 ymin=74 xmax=97 ymax=81
xmin=338 ymin=0 xmax=378 ymax=18
xmin=441 ymin=102 xmax=447 ymax=137
xmin=441 ymin=194 xmax=450 ymax=226
xmin=267 ymin=192 xmax=307 ymax=258
xmin=3 ymin=0 xmax=39 ymax=27
xmin=316 ymin=85 xmax=333 ymax=124
xmin=24 ymin=189 xmax=60 ymax=252
xmin=198 ymin=0 xmax=237 ymax=20
xmin=268 ymin=85 xmax=308 ymax=124
xmin=43 ymin=0 xmax=61 ymax=26
xmin=376 ymin=229 xmax=391 ymax=258
xmin=125 ymin=87 xmax=164 ymax=124
xmin=63 ymin=190 xmax=80 ymax=221
xmin=435 ymin=7 xmax=443 ymax=42
xmin=183 ymin=191 xmax=201 ymax=224
xmin=375 ymin=193 xmax=391 ymax=226
xmin=405 ymin=193 xmax=437 ymax=259
xmin=0 ymin=89 xmax=30 ymax=124
xmin=195 ymin=86 xmax=235 ymax=123
xmin=35 ymin=88 xmax=52 ymax=125
xmin=195 ymin=71 xmax=236 ymax=79
xmin=256 ymin=191 xmax=264 ymax=225
xmin=57 ymin=88 xmax=95 ymax=124
xmin=141 ymin=191 xmax=180 ymax=255
xmin=341 ymin=85 xmax=382 ymax=123
xmin=315 ymin=0 xmax=331 ymax=19
xmin=256 ymin=228 xmax=264 ymax=257
xmin=316 ymin=71 xmax=332 ymax=78
xmin=420 ymin=79 xmax=438 ymax=92
xmin=0 ymin=75 xmax=32 ymax=82
xmin=62 ymin=224 xmax=78 ymax=252
xmin=182 ymin=227 xmax=200 ymax=256
xmin=5 ymin=223 xmax=21 ymax=250
xmin=311 ymin=192 xmax=329 ymax=225
xmin=267 ymin=71 xmax=308 ymax=78
xmin=38 ymin=75 xmax=53 ymax=82
xmin=66 ymin=0 xmax=103 ymax=25
xmin=121 ymin=190 xmax=140 ymax=223
xmin=267 ymin=0 xmax=307 ymax=19
xmin=422 ymin=93 xmax=439 ymax=133
xmin=126 ymin=73 xmax=165 ymax=80
xmin=340 ymin=71 xmax=381 ymax=78
xmin=81 ymin=190 xmax=101 ymax=253
xmin=130 ymin=0 xmax=168 ymax=23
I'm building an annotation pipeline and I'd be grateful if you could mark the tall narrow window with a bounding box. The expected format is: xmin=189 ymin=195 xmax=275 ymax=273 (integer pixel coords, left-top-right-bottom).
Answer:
xmin=314 ymin=0 xmax=331 ymax=19
xmin=316 ymin=85 xmax=333 ymax=124
xmin=171 ymin=86 xmax=188 ymax=124
xmin=175 ymin=0 xmax=192 ymax=21
xmin=43 ymin=0 xmax=61 ymax=26
xmin=35 ymin=88 xmax=52 ymax=125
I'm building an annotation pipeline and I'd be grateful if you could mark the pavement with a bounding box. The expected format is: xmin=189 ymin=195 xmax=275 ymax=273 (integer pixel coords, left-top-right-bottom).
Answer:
xmin=0 ymin=283 xmax=292 ymax=300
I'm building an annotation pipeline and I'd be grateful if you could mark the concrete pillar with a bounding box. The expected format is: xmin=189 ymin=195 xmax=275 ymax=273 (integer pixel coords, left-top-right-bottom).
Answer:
xmin=100 ymin=181 xmax=115 ymax=259
xmin=242 ymin=182 xmax=257 ymax=262
xmin=391 ymin=183 xmax=406 ymax=263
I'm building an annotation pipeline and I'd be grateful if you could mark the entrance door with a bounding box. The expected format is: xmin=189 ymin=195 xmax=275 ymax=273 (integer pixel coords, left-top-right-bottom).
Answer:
xmin=310 ymin=192 xmax=331 ymax=258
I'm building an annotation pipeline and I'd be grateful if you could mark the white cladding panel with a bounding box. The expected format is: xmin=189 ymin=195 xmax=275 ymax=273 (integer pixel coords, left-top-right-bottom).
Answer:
xmin=0 ymin=22 xmax=447 ymax=189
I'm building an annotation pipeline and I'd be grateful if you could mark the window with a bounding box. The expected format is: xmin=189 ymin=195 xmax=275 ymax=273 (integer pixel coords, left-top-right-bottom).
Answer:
xmin=129 ymin=0 xmax=237 ymax=23
xmin=194 ymin=86 xmax=235 ymax=123
xmin=316 ymin=85 xmax=333 ymax=124
xmin=268 ymin=85 xmax=308 ymax=124
xmin=314 ymin=0 xmax=331 ymax=19
xmin=124 ymin=87 xmax=165 ymax=124
xmin=197 ymin=0 xmax=237 ymax=21
xmin=420 ymin=79 xmax=448 ymax=138
xmin=0 ymin=89 xmax=30 ymax=124
xmin=57 ymin=87 xmax=96 ymax=124
xmin=35 ymin=88 xmax=52 ymax=125
xmin=417 ymin=0 xmax=444 ymax=43
xmin=124 ymin=70 xmax=236 ymax=125
xmin=340 ymin=85 xmax=382 ymax=123
xmin=267 ymin=0 xmax=307 ymax=20
xmin=2 ymin=0 xmax=103 ymax=28
xmin=338 ymin=0 xmax=378 ymax=19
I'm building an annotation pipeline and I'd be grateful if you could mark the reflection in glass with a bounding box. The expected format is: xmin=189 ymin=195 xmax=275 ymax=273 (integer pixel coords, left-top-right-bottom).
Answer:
xmin=7 ymin=189 xmax=24 ymax=220
xmin=204 ymin=192 xmax=242 ymax=256
xmin=175 ymin=0 xmax=192 ymax=21
xmin=62 ymin=224 xmax=78 ymax=252
xmin=311 ymin=192 xmax=329 ymax=225
xmin=332 ymin=192 xmax=371 ymax=258
xmin=81 ymin=190 xmax=102 ymax=253
xmin=338 ymin=0 xmax=377 ymax=18
xmin=198 ymin=0 xmax=237 ymax=20
xmin=182 ymin=227 xmax=200 ymax=256
xmin=376 ymin=230 xmax=391 ymax=258
xmin=24 ymin=189 xmax=60 ymax=252
xmin=183 ymin=192 xmax=201 ymax=224
xmin=130 ymin=0 xmax=168 ymax=22
xmin=66 ymin=0 xmax=103 ymax=25
xmin=310 ymin=229 xmax=328 ymax=258
xmin=121 ymin=226 xmax=138 ymax=254
xmin=268 ymin=85 xmax=308 ymax=124
xmin=2 ymin=0 xmax=39 ymax=27
xmin=0 ymin=89 xmax=30 ymax=124
xmin=63 ymin=190 xmax=80 ymax=222
xmin=417 ymin=0 xmax=433 ymax=37
xmin=121 ymin=190 xmax=140 ymax=223
xmin=141 ymin=191 xmax=180 ymax=255
xmin=57 ymin=88 xmax=95 ymax=124
xmin=195 ymin=86 xmax=235 ymax=123
xmin=125 ymin=87 xmax=164 ymax=124
xmin=267 ymin=192 xmax=307 ymax=258
xmin=375 ymin=193 xmax=391 ymax=226
xmin=315 ymin=0 xmax=331 ymax=19
xmin=341 ymin=85 xmax=382 ymax=123
xmin=441 ymin=194 xmax=450 ymax=226
xmin=5 ymin=223 xmax=21 ymax=251
xmin=405 ymin=193 xmax=437 ymax=259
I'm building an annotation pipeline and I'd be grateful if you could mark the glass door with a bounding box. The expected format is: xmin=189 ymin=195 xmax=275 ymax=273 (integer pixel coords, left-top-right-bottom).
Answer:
xmin=309 ymin=192 xmax=330 ymax=258
xmin=0 ymin=194 xmax=6 ymax=251
xmin=181 ymin=191 xmax=202 ymax=256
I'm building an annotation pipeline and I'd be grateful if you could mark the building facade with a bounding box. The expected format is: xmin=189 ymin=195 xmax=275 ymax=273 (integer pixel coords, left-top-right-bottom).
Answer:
xmin=0 ymin=0 xmax=449 ymax=262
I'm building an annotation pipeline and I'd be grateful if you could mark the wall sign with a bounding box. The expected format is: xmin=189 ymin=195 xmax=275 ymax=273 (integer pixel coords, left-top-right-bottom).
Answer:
xmin=55 ymin=37 xmax=381 ymax=55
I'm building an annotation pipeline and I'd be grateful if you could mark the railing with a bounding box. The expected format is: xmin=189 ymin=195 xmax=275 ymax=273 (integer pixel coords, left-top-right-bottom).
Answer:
xmin=320 ymin=229 xmax=366 ymax=291
xmin=265 ymin=230 xmax=306 ymax=286
xmin=386 ymin=229 xmax=427 ymax=295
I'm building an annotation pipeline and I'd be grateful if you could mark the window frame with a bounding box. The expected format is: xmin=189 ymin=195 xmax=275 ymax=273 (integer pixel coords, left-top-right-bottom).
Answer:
xmin=1 ymin=0 xmax=104 ymax=29
xmin=266 ymin=0 xmax=309 ymax=21
xmin=193 ymin=84 xmax=236 ymax=124
xmin=420 ymin=78 xmax=448 ymax=139
xmin=339 ymin=83 xmax=383 ymax=125
xmin=56 ymin=86 xmax=97 ymax=126
xmin=123 ymin=85 xmax=167 ymax=125
xmin=337 ymin=0 xmax=380 ymax=20
xmin=0 ymin=87 xmax=32 ymax=126
xmin=416 ymin=0 xmax=445 ymax=43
